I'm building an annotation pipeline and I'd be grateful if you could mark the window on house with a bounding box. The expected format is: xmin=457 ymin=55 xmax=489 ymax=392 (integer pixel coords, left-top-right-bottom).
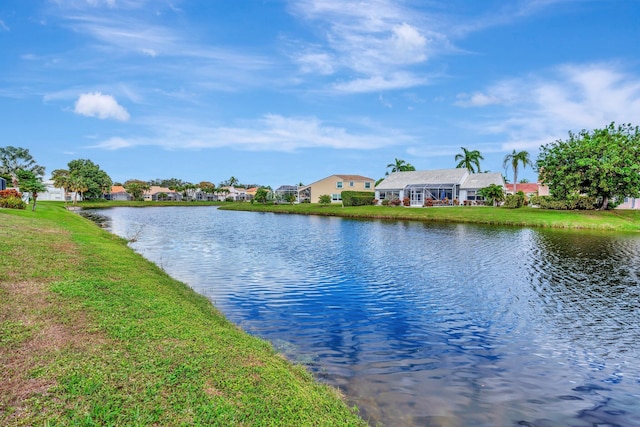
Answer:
xmin=364 ymin=182 xmax=371 ymax=189
xmin=336 ymin=182 xmax=343 ymax=188
xmin=331 ymin=193 xmax=342 ymax=201
xmin=349 ymin=181 xmax=354 ymax=187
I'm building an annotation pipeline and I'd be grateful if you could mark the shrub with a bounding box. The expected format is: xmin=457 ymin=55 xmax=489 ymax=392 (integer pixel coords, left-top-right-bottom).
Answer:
xmin=403 ymin=197 xmax=410 ymax=206
xmin=0 ymin=189 xmax=22 ymax=199
xmin=424 ymin=198 xmax=433 ymax=207
xmin=503 ymin=193 xmax=526 ymax=209
xmin=318 ymin=194 xmax=332 ymax=206
xmin=341 ymin=191 xmax=375 ymax=207
xmin=389 ymin=198 xmax=402 ymax=206
xmin=381 ymin=199 xmax=390 ymax=206
xmin=0 ymin=196 xmax=26 ymax=209
xmin=529 ymin=195 xmax=597 ymax=210
xmin=372 ymin=199 xmax=379 ymax=205
xmin=453 ymin=198 xmax=459 ymax=206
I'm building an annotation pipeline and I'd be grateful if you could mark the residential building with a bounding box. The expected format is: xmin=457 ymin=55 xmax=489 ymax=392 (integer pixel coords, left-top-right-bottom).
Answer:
xmin=143 ymin=186 xmax=181 ymax=201
xmin=0 ymin=177 xmax=6 ymax=191
xmin=506 ymin=183 xmax=550 ymax=197
xmin=298 ymin=175 xmax=375 ymax=204
xmin=375 ymin=169 xmax=505 ymax=207
xmin=108 ymin=185 xmax=132 ymax=201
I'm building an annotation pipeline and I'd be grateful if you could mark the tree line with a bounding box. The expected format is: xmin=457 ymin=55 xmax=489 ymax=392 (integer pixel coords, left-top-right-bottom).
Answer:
xmin=2 ymin=122 xmax=639 ymax=210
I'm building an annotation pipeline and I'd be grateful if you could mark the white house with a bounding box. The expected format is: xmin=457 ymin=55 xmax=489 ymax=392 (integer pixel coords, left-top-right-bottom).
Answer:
xmin=375 ymin=169 xmax=505 ymax=207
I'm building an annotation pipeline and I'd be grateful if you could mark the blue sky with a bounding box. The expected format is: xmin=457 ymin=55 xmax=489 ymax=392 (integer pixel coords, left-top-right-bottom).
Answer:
xmin=2 ymin=0 xmax=639 ymax=187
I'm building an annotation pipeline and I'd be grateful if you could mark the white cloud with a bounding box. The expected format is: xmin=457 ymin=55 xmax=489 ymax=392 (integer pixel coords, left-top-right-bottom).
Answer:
xmin=90 ymin=113 xmax=413 ymax=152
xmin=0 ymin=20 xmax=9 ymax=31
xmin=333 ymin=73 xmax=428 ymax=93
xmin=458 ymin=63 xmax=640 ymax=151
xmin=289 ymin=0 xmax=440 ymax=92
xmin=74 ymin=92 xmax=130 ymax=121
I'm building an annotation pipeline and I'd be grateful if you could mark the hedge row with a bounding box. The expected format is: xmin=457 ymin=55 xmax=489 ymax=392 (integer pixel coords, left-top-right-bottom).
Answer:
xmin=341 ymin=191 xmax=375 ymax=206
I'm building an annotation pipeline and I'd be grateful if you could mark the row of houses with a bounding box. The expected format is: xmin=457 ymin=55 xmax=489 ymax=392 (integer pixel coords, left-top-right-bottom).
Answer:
xmin=276 ymin=169 xmax=508 ymax=206
xmin=4 ymin=169 xmax=639 ymax=209
xmin=106 ymin=185 xmax=259 ymax=202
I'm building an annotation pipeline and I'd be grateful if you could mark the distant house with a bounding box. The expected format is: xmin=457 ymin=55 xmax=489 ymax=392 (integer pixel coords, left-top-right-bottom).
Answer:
xmin=108 ymin=185 xmax=132 ymax=201
xmin=143 ymin=186 xmax=181 ymax=201
xmin=298 ymin=175 xmax=375 ymax=204
xmin=506 ymin=183 xmax=550 ymax=197
xmin=375 ymin=169 xmax=505 ymax=206
xmin=0 ymin=177 xmax=6 ymax=191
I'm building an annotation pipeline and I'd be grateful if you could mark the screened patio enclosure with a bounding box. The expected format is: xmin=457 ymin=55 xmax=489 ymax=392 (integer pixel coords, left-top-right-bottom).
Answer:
xmin=405 ymin=183 xmax=458 ymax=206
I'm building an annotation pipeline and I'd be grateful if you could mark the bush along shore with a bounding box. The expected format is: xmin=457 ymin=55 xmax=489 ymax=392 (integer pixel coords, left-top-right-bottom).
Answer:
xmin=217 ymin=202 xmax=640 ymax=232
xmin=0 ymin=203 xmax=367 ymax=426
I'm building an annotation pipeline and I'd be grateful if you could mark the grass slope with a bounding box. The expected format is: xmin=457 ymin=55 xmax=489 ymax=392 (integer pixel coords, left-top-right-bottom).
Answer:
xmin=219 ymin=203 xmax=640 ymax=232
xmin=0 ymin=204 xmax=366 ymax=426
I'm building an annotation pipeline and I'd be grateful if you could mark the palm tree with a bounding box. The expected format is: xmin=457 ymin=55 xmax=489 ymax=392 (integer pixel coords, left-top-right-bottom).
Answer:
xmin=455 ymin=147 xmax=484 ymax=173
xmin=51 ymin=169 xmax=71 ymax=205
xmin=503 ymin=150 xmax=532 ymax=194
xmin=386 ymin=158 xmax=416 ymax=174
xmin=68 ymin=174 xmax=88 ymax=205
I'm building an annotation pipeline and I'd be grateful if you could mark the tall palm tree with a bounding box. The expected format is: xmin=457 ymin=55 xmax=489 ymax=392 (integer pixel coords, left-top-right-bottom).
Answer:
xmin=386 ymin=158 xmax=415 ymax=174
xmin=51 ymin=169 xmax=71 ymax=205
xmin=455 ymin=147 xmax=484 ymax=173
xmin=503 ymin=150 xmax=532 ymax=194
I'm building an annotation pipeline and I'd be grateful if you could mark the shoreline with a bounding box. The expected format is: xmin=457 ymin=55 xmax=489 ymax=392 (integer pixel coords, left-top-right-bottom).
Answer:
xmin=0 ymin=204 xmax=367 ymax=426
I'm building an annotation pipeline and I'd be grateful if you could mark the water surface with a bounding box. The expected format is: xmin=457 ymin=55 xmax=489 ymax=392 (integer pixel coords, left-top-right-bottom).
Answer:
xmin=86 ymin=206 xmax=640 ymax=427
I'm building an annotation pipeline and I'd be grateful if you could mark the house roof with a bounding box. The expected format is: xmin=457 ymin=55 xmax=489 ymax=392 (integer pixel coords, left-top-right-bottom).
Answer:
xmin=376 ymin=169 xmax=469 ymax=190
xmin=460 ymin=172 xmax=505 ymax=189
xmin=145 ymin=186 xmax=174 ymax=195
xmin=376 ymin=169 xmax=505 ymax=190
xmin=334 ymin=174 xmax=374 ymax=181
xmin=506 ymin=183 xmax=540 ymax=193
xmin=111 ymin=185 xmax=127 ymax=193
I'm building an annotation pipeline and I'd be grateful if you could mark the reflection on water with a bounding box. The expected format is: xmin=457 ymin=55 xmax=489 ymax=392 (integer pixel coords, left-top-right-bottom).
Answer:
xmin=84 ymin=207 xmax=640 ymax=427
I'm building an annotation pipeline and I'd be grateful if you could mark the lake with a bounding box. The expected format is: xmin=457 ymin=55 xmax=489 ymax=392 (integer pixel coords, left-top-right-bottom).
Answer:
xmin=84 ymin=206 xmax=640 ymax=426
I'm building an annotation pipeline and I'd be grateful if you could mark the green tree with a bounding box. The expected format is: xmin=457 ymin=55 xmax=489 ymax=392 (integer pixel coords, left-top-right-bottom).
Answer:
xmin=318 ymin=194 xmax=332 ymax=206
xmin=478 ymin=184 xmax=505 ymax=207
xmin=503 ymin=150 xmax=533 ymax=193
xmin=455 ymin=147 xmax=484 ymax=173
xmin=68 ymin=159 xmax=112 ymax=200
xmin=537 ymin=122 xmax=640 ymax=210
xmin=254 ymin=187 xmax=269 ymax=204
xmin=16 ymin=169 xmax=46 ymax=211
xmin=199 ymin=181 xmax=216 ymax=196
xmin=386 ymin=158 xmax=416 ymax=174
xmin=0 ymin=146 xmax=46 ymax=182
xmin=68 ymin=174 xmax=89 ymax=205
xmin=51 ymin=169 xmax=71 ymax=205
xmin=124 ymin=179 xmax=151 ymax=201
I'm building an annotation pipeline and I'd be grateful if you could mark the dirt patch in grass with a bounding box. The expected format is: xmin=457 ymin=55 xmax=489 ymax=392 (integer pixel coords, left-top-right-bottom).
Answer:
xmin=0 ymin=279 xmax=108 ymax=422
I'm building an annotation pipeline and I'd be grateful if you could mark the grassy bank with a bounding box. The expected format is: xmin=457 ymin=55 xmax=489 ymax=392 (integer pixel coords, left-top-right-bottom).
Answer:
xmin=0 ymin=204 xmax=366 ymax=426
xmin=219 ymin=203 xmax=640 ymax=232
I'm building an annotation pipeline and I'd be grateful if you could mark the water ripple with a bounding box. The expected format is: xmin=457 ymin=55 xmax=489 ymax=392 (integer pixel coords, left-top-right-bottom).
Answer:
xmin=86 ymin=207 xmax=640 ymax=427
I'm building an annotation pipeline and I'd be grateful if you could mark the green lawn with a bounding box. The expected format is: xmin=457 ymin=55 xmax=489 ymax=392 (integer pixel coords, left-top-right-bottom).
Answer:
xmin=0 ymin=203 xmax=367 ymax=426
xmin=218 ymin=202 xmax=640 ymax=232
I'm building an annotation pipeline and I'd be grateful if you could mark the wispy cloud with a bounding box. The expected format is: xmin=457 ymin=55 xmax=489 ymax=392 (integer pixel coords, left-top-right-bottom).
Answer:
xmin=0 ymin=19 xmax=9 ymax=31
xmin=457 ymin=63 xmax=640 ymax=150
xmin=288 ymin=0 xmax=443 ymax=93
xmin=74 ymin=92 xmax=130 ymax=121
xmin=90 ymin=113 xmax=414 ymax=151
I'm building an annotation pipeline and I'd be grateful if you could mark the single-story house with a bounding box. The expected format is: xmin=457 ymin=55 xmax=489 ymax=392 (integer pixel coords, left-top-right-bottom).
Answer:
xmin=298 ymin=174 xmax=375 ymax=204
xmin=506 ymin=183 xmax=550 ymax=196
xmin=35 ymin=179 xmax=82 ymax=202
xmin=108 ymin=185 xmax=132 ymax=201
xmin=375 ymin=168 xmax=505 ymax=207
xmin=144 ymin=186 xmax=181 ymax=201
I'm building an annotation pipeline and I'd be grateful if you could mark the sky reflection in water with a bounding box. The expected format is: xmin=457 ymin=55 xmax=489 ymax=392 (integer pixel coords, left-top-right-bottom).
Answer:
xmin=90 ymin=207 xmax=640 ymax=427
